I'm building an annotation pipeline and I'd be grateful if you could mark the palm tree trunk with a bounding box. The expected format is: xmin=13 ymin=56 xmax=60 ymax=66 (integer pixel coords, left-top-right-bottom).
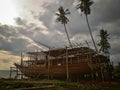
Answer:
xmin=85 ymin=15 xmax=98 ymax=53
xmin=85 ymin=15 xmax=105 ymax=81
xmin=66 ymin=47 xmax=69 ymax=80
xmin=63 ymin=23 xmax=72 ymax=47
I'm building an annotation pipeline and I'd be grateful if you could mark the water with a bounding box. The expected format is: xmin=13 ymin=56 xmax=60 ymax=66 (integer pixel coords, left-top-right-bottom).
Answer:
xmin=0 ymin=70 xmax=10 ymax=78
xmin=0 ymin=70 xmax=28 ymax=79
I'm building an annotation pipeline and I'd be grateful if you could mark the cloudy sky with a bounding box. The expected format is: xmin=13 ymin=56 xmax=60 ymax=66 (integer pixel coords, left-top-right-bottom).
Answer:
xmin=0 ymin=0 xmax=120 ymax=70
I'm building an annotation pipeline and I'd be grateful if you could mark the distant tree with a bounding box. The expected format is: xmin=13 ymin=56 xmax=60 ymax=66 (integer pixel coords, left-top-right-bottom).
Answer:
xmin=98 ymin=29 xmax=110 ymax=55
xmin=56 ymin=6 xmax=72 ymax=47
xmin=76 ymin=0 xmax=98 ymax=52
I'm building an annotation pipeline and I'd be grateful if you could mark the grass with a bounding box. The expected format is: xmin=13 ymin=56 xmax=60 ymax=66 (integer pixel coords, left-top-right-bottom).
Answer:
xmin=0 ymin=79 xmax=120 ymax=90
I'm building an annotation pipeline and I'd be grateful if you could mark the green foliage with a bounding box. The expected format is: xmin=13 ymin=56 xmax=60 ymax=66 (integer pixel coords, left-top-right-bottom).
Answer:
xmin=1 ymin=79 xmax=120 ymax=90
xmin=56 ymin=6 xmax=70 ymax=24
xmin=98 ymin=29 xmax=110 ymax=54
xmin=56 ymin=86 xmax=68 ymax=90
xmin=56 ymin=6 xmax=72 ymax=47
xmin=76 ymin=0 xmax=94 ymax=15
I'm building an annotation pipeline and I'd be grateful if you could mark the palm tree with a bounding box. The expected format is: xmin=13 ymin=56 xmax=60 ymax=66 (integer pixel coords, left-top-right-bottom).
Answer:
xmin=56 ymin=6 xmax=71 ymax=80
xmin=98 ymin=29 xmax=110 ymax=81
xmin=76 ymin=0 xmax=98 ymax=53
xmin=56 ymin=6 xmax=72 ymax=47
xmin=98 ymin=29 xmax=110 ymax=55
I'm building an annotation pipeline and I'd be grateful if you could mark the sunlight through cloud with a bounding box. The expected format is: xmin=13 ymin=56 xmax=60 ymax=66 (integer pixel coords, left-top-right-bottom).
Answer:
xmin=0 ymin=0 xmax=19 ymax=25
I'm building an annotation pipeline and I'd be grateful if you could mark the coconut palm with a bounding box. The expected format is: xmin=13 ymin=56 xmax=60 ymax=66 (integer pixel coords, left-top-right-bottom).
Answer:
xmin=56 ymin=6 xmax=72 ymax=47
xmin=98 ymin=29 xmax=110 ymax=55
xmin=56 ymin=6 xmax=71 ymax=80
xmin=98 ymin=29 xmax=111 ymax=81
xmin=76 ymin=0 xmax=98 ymax=52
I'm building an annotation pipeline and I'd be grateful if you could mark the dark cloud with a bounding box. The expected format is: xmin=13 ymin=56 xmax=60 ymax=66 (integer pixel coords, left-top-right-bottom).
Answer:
xmin=0 ymin=0 xmax=120 ymax=69
xmin=57 ymin=0 xmax=75 ymax=8
xmin=90 ymin=0 xmax=120 ymax=27
xmin=37 ymin=0 xmax=89 ymax=47
xmin=36 ymin=0 xmax=120 ymax=50
xmin=39 ymin=10 xmax=54 ymax=30
xmin=14 ymin=17 xmax=27 ymax=26
xmin=91 ymin=0 xmax=120 ymax=63
xmin=0 ymin=24 xmax=47 ymax=55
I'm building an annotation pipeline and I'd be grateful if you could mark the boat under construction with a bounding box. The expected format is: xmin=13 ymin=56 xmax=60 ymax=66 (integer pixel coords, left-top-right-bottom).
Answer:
xmin=13 ymin=46 xmax=112 ymax=81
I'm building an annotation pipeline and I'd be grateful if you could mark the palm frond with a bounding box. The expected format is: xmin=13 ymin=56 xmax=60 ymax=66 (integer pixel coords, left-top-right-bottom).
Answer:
xmin=76 ymin=0 xmax=93 ymax=15
xmin=56 ymin=13 xmax=60 ymax=16
xmin=56 ymin=6 xmax=70 ymax=24
xmin=65 ymin=9 xmax=71 ymax=14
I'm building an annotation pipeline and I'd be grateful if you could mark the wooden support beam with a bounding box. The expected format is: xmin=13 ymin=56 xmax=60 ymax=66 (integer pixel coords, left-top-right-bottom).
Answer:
xmin=48 ymin=48 xmax=51 ymax=79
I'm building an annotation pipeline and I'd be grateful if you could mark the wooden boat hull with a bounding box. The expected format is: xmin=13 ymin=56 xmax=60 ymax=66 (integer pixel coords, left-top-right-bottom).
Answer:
xmin=50 ymin=62 xmax=91 ymax=77
xmin=14 ymin=63 xmax=48 ymax=77
xmin=14 ymin=62 xmax=91 ymax=78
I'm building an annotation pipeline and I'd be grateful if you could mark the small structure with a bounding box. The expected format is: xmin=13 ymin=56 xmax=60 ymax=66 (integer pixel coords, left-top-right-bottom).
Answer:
xmin=13 ymin=46 xmax=112 ymax=81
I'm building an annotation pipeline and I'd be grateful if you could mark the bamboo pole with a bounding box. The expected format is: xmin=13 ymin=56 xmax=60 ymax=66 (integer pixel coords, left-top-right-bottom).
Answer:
xmin=48 ymin=48 xmax=50 ymax=79
xmin=21 ymin=52 xmax=23 ymax=66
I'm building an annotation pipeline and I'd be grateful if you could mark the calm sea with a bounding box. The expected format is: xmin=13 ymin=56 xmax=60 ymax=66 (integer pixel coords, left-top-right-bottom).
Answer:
xmin=0 ymin=70 xmax=10 ymax=78
xmin=0 ymin=70 xmax=27 ymax=79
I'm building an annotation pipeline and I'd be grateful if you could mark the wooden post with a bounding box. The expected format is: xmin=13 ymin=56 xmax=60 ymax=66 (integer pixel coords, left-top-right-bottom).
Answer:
xmin=66 ymin=47 xmax=69 ymax=80
xmin=21 ymin=52 xmax=23 ymax=66
xmin=100 ymin=57 xmax=104 ymax=81
xmin=85 ymin=41 xmax=90 ymax=48
xmin=48 ymin=48 xmax=50 ymax=79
